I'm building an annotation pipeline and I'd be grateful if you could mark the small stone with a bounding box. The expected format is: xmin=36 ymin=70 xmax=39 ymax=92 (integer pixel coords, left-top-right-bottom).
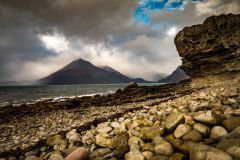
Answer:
xmin=112 ymin=133 xmax=130 ymax=157
xmin=150 ymin=155 xmax=169 ymax=160
xmin=142 ymin=151 xmax=153 ymax=160
xmin=110 ymin=122 xmax=120 ymax=128
xmin=217 ymin=138 xmax=240 ymax=159
xmin=96 ymin=127 xmax=112 ymax=133
xmin=66 ymin=129 xmax=81 ymax=143
xmin=48 ymin=153 xmax=64 ymax=160
xmin=170 ymin=153 xmax=185 ymax=160
xmin=90 ymin=148 xmax=112 ymax=159
xmin=25 ymin=156 xmax=38 ymax=160
xmin=141 ymin=125 xmax=165 ymax=140
xmin=165 ymin=112 xmax=184 ymax=131
xmin=193 ymin=123 xmax=210 ymax=136
xmin=95 ymin=134 xmax=112 ymax=148
xmin=154 ymin=140 xmax=174 ymax=156
xmin=233 ymin=109 xmax=240 ymax=116
xmin=223 ymin=117 xmax=240 ymax=131
xmin=129 ymin=144 xmax=140 ymax=151
xmin=46 ymin=135 xmax=67 ymax=147
xmin=182 ymin=130 xmax=203 ymax=142
xmin=65 ymin=147 xmax=89 ymax=160
xmin=193 ymin=111 xmax=221 ymax=125
xmin=210 ymin=126 xmax=228 ymax=140
xmin=174 ymin=124 xmax=192 ymax=138
xmin=142 ymin=143 xmax=154 ymax=152
xmin=190 ymin=143 xmax=232 ymax=160
xmin=125 ymin=150 xmax=144 ymax=160
xmin=25 ymin=150 xmax=38 ymax=157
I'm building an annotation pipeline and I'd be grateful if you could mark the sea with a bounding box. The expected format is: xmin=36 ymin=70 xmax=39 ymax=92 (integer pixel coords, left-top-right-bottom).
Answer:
xmin=0 ymin=83 xmax=161 ymax=107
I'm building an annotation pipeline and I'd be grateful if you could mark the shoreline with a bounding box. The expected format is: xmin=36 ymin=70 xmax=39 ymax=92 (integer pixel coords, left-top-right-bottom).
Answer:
xmin=0 ymin=80 xmax=192 ymax=156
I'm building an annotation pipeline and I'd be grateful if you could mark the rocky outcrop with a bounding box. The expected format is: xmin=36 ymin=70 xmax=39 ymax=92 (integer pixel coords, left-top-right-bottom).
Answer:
xmin=175 ymin=14 xmax=240 ymax=78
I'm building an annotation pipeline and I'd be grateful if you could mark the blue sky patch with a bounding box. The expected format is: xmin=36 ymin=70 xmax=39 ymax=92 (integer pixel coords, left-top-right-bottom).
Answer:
xmin=134 ymin=0 xmax=205 ymax=24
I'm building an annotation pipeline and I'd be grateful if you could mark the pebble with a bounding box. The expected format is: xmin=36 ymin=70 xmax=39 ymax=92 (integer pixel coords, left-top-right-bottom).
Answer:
xmin=210 ymin=126 xmax=228 ymax=140
xmin=174 ymin=124 xmax=192 ymax=138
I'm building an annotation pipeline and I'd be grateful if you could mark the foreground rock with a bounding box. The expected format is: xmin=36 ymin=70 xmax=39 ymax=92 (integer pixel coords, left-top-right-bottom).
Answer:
xmin=175 ymin=13 xmax=240 ymax=78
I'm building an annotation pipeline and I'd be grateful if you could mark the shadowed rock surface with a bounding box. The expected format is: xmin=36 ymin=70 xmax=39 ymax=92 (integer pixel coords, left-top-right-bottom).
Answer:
xmin=175 ymin=13 xmax=240 ymax=78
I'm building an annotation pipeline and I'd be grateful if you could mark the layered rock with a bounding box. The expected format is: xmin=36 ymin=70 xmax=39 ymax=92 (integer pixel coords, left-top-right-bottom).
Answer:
xmin=175 ymin=14 xmax=240 ymax=78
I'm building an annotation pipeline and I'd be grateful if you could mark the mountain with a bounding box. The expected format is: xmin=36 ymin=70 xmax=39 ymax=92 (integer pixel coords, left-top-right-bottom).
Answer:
xmin=157 ymin=67 xmax=189 ymax=83
xmin=39 ymin=59 xmax=150 ymax=85
xmin=100 ymin=66 xmax=152 ymax=83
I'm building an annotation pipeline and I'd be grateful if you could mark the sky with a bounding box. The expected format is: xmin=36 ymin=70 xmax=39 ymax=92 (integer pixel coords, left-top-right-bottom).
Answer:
xmin=0 ymin=0 xmax=239 ymax=82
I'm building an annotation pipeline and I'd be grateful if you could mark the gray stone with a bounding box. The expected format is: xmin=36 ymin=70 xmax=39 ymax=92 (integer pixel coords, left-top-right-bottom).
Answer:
xmin=190 ymin=143 xmax=232 ymax=160
xmin=165 ymin=112 xmax=185 ymax=131
xmin=174 ymin=124 xmax=192 ymax=138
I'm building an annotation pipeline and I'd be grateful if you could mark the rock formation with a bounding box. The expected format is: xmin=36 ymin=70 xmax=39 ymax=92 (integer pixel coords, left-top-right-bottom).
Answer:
xmin=175 ymin=14 xmax=240 ymax=79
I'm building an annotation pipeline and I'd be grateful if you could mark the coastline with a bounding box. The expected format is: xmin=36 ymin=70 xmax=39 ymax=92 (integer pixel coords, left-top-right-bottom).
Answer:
xmin=0 ymin=80 xmax=192 ymax=157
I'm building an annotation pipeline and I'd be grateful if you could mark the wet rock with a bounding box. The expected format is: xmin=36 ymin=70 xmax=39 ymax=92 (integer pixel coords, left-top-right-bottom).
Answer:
xmin=210 ymin=126 xmax=228 ymax=140
xmin=174 ymin=124 xmax=191 ymax=138
xmin=125 ymin=150 xmax=144 ymax=160
xmin=223 ymin=117 xmax=240 ymax=131
xmin=222 ymin=127 xmax=240 ymax=140
xmin=182 ymin=130 xmax=203 ymax=142
xmin=165 ymin=112 xmax=184 ymax=131
xmin=190 ymin=143 xmax=232 ymax=160
xmin=193 ymin=123 xmax=210 ymax=136
xmin=141 ymin=125 xmax=165 ymax=140
xmin=193 ymin=111 xmax=221 ymax=125
xmin=217 ymin=138 xmax=240 ymax=159
xmin=65 ymin=147 xmax=89 ymax=160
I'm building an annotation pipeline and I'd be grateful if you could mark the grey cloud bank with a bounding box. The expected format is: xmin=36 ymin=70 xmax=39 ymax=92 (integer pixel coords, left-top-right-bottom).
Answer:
xmin=0 ymin=0 xmax=239 ymax=82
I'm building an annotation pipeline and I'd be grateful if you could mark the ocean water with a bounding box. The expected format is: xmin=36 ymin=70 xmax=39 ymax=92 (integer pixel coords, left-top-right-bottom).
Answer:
xmin=0 ymin=83 xmax=161 ymax=106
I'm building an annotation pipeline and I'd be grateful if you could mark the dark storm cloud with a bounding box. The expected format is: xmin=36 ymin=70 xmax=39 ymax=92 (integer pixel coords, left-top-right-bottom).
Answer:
xmin=0 ymin=0 xmax=239 ymax=81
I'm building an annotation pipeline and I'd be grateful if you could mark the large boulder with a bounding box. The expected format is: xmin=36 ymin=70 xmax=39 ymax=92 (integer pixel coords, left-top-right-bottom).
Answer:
xmin=174 ymin=14 xmax=240 ymax=78
xmin=190 ymin=143 xmax=233 ymax=160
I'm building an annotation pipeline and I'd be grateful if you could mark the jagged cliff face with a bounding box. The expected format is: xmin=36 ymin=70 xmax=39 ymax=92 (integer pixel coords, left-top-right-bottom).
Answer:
xmin=175 ymin=14 xmax=240 ymax=78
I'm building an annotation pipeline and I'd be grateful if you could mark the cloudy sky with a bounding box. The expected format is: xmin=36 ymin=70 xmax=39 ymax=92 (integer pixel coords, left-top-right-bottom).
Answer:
xmin=0 ymin=0 xmax=239 ymax=82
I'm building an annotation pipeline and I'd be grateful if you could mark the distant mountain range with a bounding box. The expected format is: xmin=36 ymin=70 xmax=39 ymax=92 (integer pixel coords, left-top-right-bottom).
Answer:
xmin=157 ymin=66 xmax=189 ymax=83
xmin=38 ymin=59 xmax=151 ymax=85
xmin=0 ymin=59 xmax=189 ymax=86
